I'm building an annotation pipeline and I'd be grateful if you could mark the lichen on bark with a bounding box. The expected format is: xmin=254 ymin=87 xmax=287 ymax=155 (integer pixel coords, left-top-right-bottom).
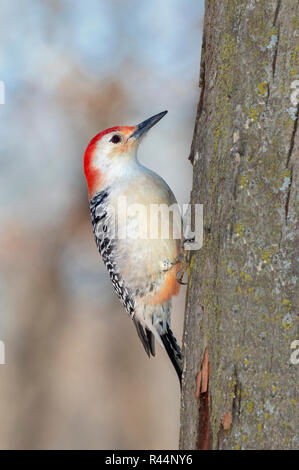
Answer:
xmin=180 ymin=0 xmax=298 ymax=450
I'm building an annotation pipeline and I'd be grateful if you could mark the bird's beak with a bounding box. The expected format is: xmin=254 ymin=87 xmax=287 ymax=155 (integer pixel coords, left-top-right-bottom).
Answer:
xmin=128 ymin=111 xmax=168 ymax=141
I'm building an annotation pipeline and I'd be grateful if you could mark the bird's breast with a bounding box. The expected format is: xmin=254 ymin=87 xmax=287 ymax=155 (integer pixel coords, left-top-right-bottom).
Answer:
xmin=107 ymin=173 xmax=182 ymax=294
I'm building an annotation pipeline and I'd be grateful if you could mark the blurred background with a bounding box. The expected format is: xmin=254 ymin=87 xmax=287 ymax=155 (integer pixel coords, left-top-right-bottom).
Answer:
xmin=0 ymin=0 xmax=204 ymax=449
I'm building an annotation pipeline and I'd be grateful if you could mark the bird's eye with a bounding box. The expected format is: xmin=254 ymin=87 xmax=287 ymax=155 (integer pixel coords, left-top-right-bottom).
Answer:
xmin=110 ymin=135 xmax=121 ymax=144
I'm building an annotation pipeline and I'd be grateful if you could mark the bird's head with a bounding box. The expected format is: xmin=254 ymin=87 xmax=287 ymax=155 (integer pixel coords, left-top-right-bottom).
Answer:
xmin=84 ymin=111 xmax=167 ymax=198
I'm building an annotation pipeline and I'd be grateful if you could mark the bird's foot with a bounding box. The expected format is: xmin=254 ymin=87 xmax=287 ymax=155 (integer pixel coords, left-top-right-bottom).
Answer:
xmin=182 ymin=236 xmax=195 ymax=248
xmin=176 ymin=251 xmax=189 ymax=285
xmin=175 ymin=238 xmax=196 ymax=285
xmin=162 ymin=245 xmax=191 ymax=285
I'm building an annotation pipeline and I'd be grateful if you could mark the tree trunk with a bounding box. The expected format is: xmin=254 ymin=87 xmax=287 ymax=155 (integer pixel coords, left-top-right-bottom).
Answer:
xmin=180 ymin=0 xmax=298 ymax=450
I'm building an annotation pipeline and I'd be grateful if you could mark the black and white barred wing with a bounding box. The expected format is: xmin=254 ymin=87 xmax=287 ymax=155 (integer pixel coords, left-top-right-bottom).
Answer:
xmin=89 ymin=190 xmax=155 ymax=357
xmin=89 ymin=190 xmax=135 ymax=315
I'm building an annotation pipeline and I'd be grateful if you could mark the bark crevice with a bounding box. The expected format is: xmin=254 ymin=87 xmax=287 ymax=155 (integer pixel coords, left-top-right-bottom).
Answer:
xmin=286 ymin=103 xmax=299 ymax=168
xmin=273 ymin=0 xmax=281 ymax=26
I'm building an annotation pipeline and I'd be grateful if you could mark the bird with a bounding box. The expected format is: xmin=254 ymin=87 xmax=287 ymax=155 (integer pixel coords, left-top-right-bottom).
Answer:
xmin=83 ymin=111 xmax=183 ymax=383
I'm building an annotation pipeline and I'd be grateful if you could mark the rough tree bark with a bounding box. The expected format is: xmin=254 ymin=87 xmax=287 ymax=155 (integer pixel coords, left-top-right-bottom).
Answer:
xmin=180 ymin=0 xmax=298 ymax=450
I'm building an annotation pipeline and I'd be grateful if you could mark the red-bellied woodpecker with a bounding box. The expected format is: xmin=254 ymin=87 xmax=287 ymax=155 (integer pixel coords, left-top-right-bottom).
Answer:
xmin=83 ymin=111 xmax=183 ymax=382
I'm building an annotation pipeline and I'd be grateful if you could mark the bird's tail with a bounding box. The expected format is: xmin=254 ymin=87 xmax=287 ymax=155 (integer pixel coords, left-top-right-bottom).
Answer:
xmin=160 ymin=324 xmax=183 ymax=384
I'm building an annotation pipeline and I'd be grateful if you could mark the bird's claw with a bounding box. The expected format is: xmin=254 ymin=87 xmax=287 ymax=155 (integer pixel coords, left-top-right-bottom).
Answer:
xmin=176 ymin=269 xmax=188 ymax=285
xmin=176 ymin=251 xmax=189 ymax=285
xmin=182 ymin=237 xmax=195 ymax=249
xmin=163 ymin=250 xmax=190 ymax=285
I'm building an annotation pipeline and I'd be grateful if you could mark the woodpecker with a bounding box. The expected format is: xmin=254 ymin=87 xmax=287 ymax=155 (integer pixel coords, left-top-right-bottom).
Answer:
xmin=83 ymin=111 xmax=183 ymax=383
